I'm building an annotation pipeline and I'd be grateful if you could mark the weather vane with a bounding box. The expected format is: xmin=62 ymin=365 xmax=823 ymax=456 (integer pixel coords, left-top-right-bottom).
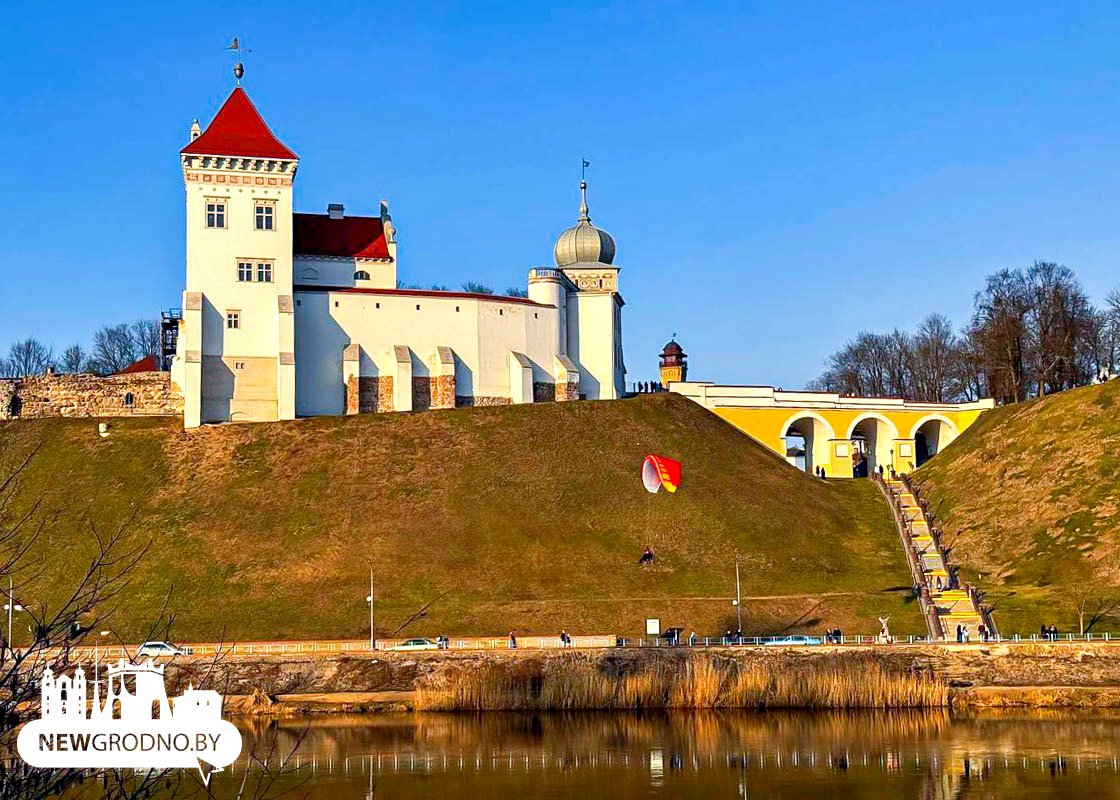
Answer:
xmin=227 ymin=36 xmax=251 ymax=85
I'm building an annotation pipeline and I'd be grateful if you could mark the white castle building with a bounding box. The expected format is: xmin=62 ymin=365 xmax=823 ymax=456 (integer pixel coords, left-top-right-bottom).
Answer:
xmin=172 ymin=84 xmax=626 ymax=427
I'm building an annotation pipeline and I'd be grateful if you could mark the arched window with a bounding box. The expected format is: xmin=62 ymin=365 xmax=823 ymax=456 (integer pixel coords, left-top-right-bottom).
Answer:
xmin=123 ymin=392 xmax=135 ymax=408
xmin=354 ymin=270 xmax=371 ymax=281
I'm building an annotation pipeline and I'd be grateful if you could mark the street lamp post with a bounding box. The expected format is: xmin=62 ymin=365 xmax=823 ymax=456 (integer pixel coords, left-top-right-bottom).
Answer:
xmin=94 ymin=630 xmax=110 ymax=690
xmin=366 ymin=565 xmax=375 ymax=651
xmin=4 ymin=576 xmax=23 ymax=655
xmin=733 ymin=562 xmax=742 ymax=637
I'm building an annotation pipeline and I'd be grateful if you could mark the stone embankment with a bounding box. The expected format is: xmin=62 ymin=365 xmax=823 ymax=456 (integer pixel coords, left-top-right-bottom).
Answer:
xmin=139 ymin=642 xmax=1120 ymax=714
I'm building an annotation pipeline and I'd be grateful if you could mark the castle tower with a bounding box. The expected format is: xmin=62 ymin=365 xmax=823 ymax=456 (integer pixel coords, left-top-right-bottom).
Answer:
xmin=659 ymin=338 xmax=687 ymax=386
xmin=544 ymin=179 xmax=626 ymax=399
xmin=176 ymin=75 xmax=299 ymax=427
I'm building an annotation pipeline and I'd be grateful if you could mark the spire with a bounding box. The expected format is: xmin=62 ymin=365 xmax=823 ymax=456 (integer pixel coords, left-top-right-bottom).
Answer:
xmin=180 ymin=87 xmax=297 ymax=160
xmin=579 ymin=180 xmax=590 ymax=222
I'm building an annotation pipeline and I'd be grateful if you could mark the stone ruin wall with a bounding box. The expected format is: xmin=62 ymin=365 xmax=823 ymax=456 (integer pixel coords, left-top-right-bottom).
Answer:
xmin=0 ymin=371 xmax=183 ymax=421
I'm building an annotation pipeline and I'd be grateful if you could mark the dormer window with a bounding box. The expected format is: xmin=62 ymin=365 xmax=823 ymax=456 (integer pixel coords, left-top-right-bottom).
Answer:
xmin=354 ymin=270 xmax=370 ymax=281
xmin=206 ymin=199 xmax=227 ymax=228
xmin=255 ymin=202 xmax=275 ymax=231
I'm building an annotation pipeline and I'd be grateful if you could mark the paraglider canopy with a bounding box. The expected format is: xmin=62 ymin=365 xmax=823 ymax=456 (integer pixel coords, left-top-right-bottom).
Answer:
xmin=642 ymin=455 xmax=682 ymax=494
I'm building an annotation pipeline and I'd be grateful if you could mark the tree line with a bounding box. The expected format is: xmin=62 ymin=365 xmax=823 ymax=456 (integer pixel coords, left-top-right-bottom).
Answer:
xmin=810 ymin=261 xmax=1120 ymax=403
xmin=0 ymin=319 xmax=162 ymax=379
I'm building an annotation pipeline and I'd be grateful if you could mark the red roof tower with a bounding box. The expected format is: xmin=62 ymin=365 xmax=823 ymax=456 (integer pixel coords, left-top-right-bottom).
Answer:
xmin=181 ymin=87 xmax=297 ymax=160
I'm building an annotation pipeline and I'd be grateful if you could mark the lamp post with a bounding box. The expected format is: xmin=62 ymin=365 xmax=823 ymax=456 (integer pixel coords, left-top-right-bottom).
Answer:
xmin=733 ymin=561 xmax=742 ymax=638
xmin=94 ymin=630 xmax=110 ymax=690
xmin=366 ymin=565 xmax=375 ymax=651
xmin=4 ymin=576 xmax=23 ymax=655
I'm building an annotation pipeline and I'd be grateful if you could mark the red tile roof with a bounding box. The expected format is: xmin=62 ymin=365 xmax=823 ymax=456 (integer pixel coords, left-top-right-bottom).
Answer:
xmin=116 ymin=354 xmax=160 ymax=374
xmin=181 ymin=87 xmax=297 ymax=160
xmin=293 ymin=213 xmax=391 ymax=260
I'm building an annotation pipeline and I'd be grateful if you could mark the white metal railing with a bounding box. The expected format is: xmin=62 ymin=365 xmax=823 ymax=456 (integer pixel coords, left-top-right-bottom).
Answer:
xmin=28 ymin=631 xmax=1120 ymax=663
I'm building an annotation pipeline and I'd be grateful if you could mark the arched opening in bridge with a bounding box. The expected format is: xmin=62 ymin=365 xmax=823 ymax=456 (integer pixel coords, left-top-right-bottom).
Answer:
xmin=781 ymin=414 xmax=835 ymax=476
xmin=913 ymin=417 xmax=957 ymax=466
xmin=848 ymin=415 xmax=898 ymax=477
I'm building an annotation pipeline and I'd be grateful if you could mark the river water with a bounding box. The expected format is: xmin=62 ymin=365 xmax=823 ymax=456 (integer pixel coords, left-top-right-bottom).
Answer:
xmin=195 ymin=710 xmax=1120 ymax=798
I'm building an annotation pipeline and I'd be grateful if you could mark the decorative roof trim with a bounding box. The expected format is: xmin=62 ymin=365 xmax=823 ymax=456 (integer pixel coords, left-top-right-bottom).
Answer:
xmin=294 ymin=284 xmax=554 ymax=308
xmin=294 ymin=253 xmax=394 ymax=263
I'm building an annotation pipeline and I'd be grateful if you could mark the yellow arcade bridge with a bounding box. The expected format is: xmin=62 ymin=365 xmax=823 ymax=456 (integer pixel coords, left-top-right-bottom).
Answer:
xmin=671 ymin=382 xmax=994 ymax=477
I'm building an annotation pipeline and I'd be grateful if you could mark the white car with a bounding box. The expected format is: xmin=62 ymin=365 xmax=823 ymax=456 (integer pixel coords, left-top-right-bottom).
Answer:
xmin=388 ymin=638 xmax=439 ymax=651
xmin=136 ymin=641 xmax=190 ymax=657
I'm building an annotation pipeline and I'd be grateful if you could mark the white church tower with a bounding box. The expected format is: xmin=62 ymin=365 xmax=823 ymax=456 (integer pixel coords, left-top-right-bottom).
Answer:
xmin=176 ymin=81 xmax=299 ymax=427
xmin=530 ymin=179 xmax=626 ymax=399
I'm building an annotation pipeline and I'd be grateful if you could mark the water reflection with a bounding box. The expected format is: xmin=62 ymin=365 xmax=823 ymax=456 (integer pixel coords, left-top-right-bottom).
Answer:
xmin=202 ymin=710 xmax=1120 ymax=799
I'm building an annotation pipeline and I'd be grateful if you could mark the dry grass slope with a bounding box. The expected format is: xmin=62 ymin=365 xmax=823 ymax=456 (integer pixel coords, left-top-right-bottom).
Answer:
xmin=915 ymin=379 xmax=1120 ymax=633
xmin=0 ymin=394 xmax=920 ymax=642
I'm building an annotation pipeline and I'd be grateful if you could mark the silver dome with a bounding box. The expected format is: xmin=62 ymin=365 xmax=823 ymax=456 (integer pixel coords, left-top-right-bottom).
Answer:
xmin=554 ymin=181 xmax=616 ymax=266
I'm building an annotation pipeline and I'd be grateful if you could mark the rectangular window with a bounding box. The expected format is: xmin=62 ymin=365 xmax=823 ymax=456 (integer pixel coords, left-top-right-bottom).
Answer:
xmin=206 ymin=199 xmax=226 ymax=228
xmin=254 ymin=203 xmax=275 ymax=231
xmin=237 ymin=262 xmax=253 ymax=282
xmin=256 ymin=262 xmax=273 ymax=283
xmin=226 ymin=310 xmax=240 ymax=329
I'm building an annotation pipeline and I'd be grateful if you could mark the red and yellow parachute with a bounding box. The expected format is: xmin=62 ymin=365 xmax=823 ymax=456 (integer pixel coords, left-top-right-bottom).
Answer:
xmin=642 ymin=455 xmax=682 ymax=494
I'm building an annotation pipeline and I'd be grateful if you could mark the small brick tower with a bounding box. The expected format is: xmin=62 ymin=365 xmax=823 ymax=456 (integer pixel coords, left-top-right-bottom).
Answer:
xmin=658 ymin=338 xmax=687 ymax=386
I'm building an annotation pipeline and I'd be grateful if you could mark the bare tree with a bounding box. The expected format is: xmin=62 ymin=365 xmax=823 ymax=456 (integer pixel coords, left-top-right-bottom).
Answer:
xmin=58 ymin=344 xmax=87 ymax=374
xmin=461 ymin=281 xmax=495 ymax=295
xmin=88 ymin=323 xmax=137 ymax=374
xmin=911 ymin=314 xmax=957 ymax=402
xmin=954 ymin=325 xmax=987 ymax=401
xmin=87 ymin=319 xmax=159 ymax=375
xmin=1071 ymin=582 xmax=1120 ymax=634
xmin=0 ymin=338 xmax=54 ymax=378
xmin=970 ymin=269 xmax=1030 ymax=402
xmin=1024 ymin=261 xmax=1094 ymax=397
xmin=130 ymin=319 xmax=162 ymax=361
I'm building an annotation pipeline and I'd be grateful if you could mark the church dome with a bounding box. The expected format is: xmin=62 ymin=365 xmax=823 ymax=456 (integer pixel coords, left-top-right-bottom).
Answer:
xmin=554 ymin=181 xmax=616 ymax=266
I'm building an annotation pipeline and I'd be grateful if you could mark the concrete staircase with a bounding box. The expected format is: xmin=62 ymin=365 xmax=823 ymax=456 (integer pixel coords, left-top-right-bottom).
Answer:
xmin=876 ymin=475 xmax=993 ymax=641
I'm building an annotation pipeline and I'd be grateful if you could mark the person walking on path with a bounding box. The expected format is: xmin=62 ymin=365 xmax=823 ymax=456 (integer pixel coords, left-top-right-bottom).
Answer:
xmin=508 ymin=631 xmax=518 ymax=650
xmin=1049 ymin=623 xmax=1058 ymax=642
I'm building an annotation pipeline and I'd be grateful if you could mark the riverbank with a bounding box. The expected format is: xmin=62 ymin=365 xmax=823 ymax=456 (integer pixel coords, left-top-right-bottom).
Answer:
xmin=147 ymin=641 xmax=1120 ymax=713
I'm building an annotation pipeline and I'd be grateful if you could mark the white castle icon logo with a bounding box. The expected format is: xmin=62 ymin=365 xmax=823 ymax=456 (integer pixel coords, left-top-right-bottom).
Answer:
xmin=40 ymin=658 xmax=220 ymax=723
xmin=18 ymin=658 xmax=241 ymax=780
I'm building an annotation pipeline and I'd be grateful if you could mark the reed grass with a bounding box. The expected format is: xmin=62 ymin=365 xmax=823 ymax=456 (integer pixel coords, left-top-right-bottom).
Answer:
xmin=414 ymin=652 xmax=947 ymax=711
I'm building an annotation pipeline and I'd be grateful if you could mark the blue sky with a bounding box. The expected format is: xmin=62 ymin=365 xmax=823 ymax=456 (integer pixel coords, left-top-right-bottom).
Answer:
xmin=2 ymin=2 xmax=1120 ymax=387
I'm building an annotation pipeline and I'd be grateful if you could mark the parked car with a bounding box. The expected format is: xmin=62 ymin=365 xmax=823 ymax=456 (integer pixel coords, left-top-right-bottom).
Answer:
xmin=763 ymin=635 xmax=822 ymax=646
xmin=136 ymin=641 xmax=191 ymax=657
xmin=388 ymin=638 xmax=439 ymax=651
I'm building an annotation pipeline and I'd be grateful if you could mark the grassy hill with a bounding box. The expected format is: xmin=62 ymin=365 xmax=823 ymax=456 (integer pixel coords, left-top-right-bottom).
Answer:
xmin=0 ymin=394 xmax=921 ymax=643
xmin=914 ymin=378 xmax=1120 ymax=634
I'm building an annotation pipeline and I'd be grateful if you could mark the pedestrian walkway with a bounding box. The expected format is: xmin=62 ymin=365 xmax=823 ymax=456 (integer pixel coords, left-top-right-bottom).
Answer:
xmin=875 ymin=474 xmax=994 ymax=642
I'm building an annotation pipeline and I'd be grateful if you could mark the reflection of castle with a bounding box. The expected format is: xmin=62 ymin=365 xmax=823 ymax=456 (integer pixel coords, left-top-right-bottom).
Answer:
xmin=40 ymin=658 xmax=220 ymax=723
